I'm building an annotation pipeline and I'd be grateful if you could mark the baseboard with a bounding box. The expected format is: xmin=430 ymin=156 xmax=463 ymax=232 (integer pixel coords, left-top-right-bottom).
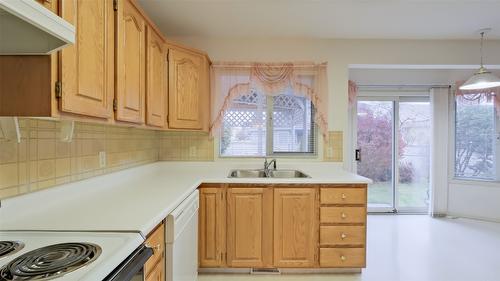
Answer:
xmin=445 ymin=212 xmax=500 ymax=223
xmin=431 ymin=212 xmax=447 ymax=218
xmin=199 ymin=268 xmax=362 ymax=274
xmin=280 ymin=268 xmax=362 ymax=274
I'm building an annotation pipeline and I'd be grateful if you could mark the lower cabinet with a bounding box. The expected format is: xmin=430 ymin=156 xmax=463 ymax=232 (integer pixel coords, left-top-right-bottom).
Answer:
xmin=226 ymin=186 xmax=273 ymax=268
xmin=198 ymin=184 xmax=367 ymax=270
xmin=146 ymin=261 xmax=165 ymax=281
xmin=145 ymin=222 xmax=165 ymax=281
xmin=198 ymin=185 xmax=226 ymax=267
xmin=273 ymin=188 xmax=318 ymax=267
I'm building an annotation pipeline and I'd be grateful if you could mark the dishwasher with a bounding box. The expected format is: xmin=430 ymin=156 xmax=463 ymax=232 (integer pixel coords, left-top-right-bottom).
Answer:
xmin=165 ymin=189 xmax=199 ymax=281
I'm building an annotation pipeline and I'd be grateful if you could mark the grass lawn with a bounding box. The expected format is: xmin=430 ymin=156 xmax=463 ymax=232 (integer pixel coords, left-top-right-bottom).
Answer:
xmin=368 ymin=182 xmax=429 ymax=208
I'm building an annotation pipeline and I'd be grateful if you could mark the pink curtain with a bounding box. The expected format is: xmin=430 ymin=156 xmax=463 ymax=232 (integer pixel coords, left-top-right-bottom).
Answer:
xmin=348 ymin=80 xmax=358 ymax=107
xmin=210 ymin=62 xmax=329 ymax=138
xmin=455 ymin=81 xmax=500 ymax=117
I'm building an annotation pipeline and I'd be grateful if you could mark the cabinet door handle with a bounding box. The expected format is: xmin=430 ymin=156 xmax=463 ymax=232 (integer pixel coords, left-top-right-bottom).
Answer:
xmin=146 ymin=243 xmax=161 ymax=254
xmin=341 ymin=212 xmax=347 ymax=219
xmin=341 ymin=193 xmax=347 ymax=200
xmin=340 ymin=255 xmax=346 ymax=261
xmin=340 ymin=233 xmax=347 ymax=240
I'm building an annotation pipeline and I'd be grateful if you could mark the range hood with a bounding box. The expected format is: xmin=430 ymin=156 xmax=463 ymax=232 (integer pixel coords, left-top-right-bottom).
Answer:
xmin=0 ymin=0 xmax=75 ymax=55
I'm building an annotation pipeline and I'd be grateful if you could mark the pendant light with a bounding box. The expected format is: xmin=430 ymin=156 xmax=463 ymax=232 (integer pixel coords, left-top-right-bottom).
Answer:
xmin=460 ymin=29 xmax=500 ymax=90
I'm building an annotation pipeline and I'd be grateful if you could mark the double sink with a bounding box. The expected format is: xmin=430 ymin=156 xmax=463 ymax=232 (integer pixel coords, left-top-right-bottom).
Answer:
xmin=228 ymin=169 xmax=310 ymax=178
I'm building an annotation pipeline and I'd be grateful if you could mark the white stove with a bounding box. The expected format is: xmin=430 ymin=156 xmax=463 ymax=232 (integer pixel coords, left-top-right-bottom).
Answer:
xmin=0 ymin=231 xmax=143 ymax=280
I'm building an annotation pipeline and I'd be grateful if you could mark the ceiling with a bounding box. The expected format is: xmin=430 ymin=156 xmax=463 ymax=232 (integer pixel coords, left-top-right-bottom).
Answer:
xmin=138 ymin=0 xmax=500 ymax=39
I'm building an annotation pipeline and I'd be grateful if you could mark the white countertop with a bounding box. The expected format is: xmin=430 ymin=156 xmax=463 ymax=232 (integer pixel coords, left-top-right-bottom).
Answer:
xmin=0 ymin=161 xmax=370 ymax=236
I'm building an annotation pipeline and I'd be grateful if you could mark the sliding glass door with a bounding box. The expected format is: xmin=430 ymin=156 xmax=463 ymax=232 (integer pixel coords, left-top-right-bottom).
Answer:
xmin=355 ymin=96 xmax=431 ymax=213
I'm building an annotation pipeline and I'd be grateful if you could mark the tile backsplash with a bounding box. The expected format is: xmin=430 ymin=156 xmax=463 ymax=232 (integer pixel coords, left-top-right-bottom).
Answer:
xmin=159 ymin=131 xmax=214 ymax=161
xmin=323 ymin=131 xmax=343 ymax=162
xmin=0 ymin=118 xmax=340 ymax=199
xmin=0 ymin=118 xmax=159 ymax=199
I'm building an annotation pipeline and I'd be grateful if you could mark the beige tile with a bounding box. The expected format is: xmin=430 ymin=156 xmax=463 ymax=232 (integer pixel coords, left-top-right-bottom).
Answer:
xmin=36 ymin=179 xmax=56 ymax=190
xmin=77 ymin=155 xmax=99 ymax=173
xmin=37 ymin=120 xmax=56 ymax=129
xmin=0 ymin=140 xmax=18 ymax=163
xmin=38 ymin=139 xmax=56 ymax=160
xmin=18 ymin=162 xmax=27 ymax=185
xmin=0 ymin=186 xmax=20 ymax=199
xmin=29 ymin=161 xmax=38 ymax=183
xmin=18 ymin=139 xmax=27 ymax=161
xmin=55 ymin=141 xmax=71 ymax=158
xmin=0 ymin=163 xmax=18 ymax=188
xmin=29 ymin=139 xmax=37 ymax=160
xmin=55 ymin=158 xmax=71 ymax=177
xmin=0 ymin=117 xmax=162 ymax=199
xmin=37 ymin=159 xmax=56 ymax=181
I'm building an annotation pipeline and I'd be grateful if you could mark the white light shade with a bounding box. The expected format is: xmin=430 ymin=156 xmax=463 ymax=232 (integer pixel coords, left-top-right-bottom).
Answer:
xmin=459 ymin=67 xmax=500 ymax=90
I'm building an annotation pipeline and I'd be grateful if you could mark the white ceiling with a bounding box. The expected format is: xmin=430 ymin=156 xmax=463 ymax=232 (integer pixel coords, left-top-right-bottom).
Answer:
xmin=138 ymin=0 xmax=500 ymax=39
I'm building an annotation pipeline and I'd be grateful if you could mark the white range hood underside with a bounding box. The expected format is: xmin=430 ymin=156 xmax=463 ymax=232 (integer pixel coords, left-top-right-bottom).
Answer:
xmin=0 ymin=0 xmax=75 ymax=55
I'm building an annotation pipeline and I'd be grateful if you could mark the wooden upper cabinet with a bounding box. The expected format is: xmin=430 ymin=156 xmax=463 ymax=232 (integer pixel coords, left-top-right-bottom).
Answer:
xmin=226 ymin=187 xmax=273 ymax=268
xmin=145 ymin=27 xmax=167 ymax=128
xmin=199 ymin=186 xmax=226 ymax=268
xmin=59 ymin=0 xmax=114 ymax=119
xmin=168 ymin=48 xmax=204 ymax=130
xmin=115 ymin=0 xmax=146 ymax=124
xmin=274 ymin=188 xmax=318 ymax=268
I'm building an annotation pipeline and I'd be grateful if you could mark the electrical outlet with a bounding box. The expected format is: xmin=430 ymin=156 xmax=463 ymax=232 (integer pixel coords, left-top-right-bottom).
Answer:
xmin=98 ymin=151 xmax=106 ymax=168
xmin=189 ymin=146 xmax=197 ymax=157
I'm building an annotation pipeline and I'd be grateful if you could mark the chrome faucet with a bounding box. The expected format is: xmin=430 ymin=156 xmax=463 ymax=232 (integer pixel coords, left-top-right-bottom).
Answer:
xmin=264 ymin=158 xmax=277 ymax=177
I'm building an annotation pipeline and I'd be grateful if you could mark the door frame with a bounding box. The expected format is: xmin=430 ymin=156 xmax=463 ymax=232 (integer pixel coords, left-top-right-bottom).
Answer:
xmin=350 ymin=90 xmax=430 ymax=213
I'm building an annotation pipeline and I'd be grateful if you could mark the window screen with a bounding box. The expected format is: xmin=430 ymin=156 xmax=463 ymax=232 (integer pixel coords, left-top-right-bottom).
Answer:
xmin=220 ymin=90 xmax=316 ymax=157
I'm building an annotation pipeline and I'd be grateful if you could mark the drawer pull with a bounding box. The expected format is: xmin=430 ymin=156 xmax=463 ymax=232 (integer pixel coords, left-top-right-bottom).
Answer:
xmin=340 ymin=233 xmax=347 ymax=240
xmin=340 ymin=255 xmax=346 ymax=261
xmin=341 ymin=212 xmax=347 ymax=219
xmin=341 ymin=193 xmax=347 ymax=200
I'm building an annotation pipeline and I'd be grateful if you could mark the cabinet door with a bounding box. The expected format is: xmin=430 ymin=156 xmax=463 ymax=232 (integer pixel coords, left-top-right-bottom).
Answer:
xmin=36 ymin=0 xmax=57 ymax=13
xmin=274 ymin=188 xmax=318 ymax=267
xmin=146 ymin=260 xmax=165 ymax=281
xmin=199 ymin=186 xmax=226 ymax=267
xmin=146 ymin=27 xmax=167 ymax=127
xmin=168 ymin=48 xmax=203 ymax=129
xmin=115 ymin=0 xmax=146 ymax=123
xmin=59 ymin=0 xmax=114 ymax=118
xmin=227 ymin=187 xmax=273 ymax=268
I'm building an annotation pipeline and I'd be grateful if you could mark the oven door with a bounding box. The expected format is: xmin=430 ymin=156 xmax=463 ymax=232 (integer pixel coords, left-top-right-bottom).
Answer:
xmin=103 ymin=244 xmax=153 ymax=281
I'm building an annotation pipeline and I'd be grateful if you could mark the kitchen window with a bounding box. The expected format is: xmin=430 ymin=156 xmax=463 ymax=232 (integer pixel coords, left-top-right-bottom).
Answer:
xmin=220 ymin=89 xmax=316 ymax=157
xmin=454 ymin=91 xmax=500 ymax=181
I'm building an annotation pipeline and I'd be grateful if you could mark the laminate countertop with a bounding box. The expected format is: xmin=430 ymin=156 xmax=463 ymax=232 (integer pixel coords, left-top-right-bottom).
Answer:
xmin=0 ymin=161 xmax=371 ymax=236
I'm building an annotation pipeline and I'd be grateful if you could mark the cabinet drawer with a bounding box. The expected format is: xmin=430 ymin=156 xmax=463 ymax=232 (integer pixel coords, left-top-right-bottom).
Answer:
xmin=320 ymin=207 xmax=365 ymax=224
xmin=320 ymin=226 xmax=365 ymax=246
xmin=320 ymin=188 xmax=366 ymax=205
xmin=145 ymin=222 xmax=165 ymax=276
xmin=320 ymin=248 xmax=365 ymax=268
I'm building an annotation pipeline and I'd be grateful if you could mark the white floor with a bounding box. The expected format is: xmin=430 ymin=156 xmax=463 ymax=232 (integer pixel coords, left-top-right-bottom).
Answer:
xmin=198 ymin=215 xmax=500 ymax=281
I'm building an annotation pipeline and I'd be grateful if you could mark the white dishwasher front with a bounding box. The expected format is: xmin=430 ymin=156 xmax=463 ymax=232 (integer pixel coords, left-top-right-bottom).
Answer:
xmin=165 ymin=189 xmax=199 ymax=281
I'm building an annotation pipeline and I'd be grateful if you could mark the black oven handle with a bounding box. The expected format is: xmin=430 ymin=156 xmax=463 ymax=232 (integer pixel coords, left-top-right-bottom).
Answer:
xmin=103 ymin=244 xmax=154 ymax=281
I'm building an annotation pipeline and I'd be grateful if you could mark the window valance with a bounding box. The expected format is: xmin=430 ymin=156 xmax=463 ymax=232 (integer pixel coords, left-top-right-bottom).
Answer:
xmin=210 ymin=62 xmax=329 ymax=138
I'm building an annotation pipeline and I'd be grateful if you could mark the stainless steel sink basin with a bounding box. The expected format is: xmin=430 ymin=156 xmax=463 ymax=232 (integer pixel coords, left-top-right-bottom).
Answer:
xmin=228 ymin=169 xmax=310 ymax=178
xmin=228 ymin=169 xmax=267 ymax=178
xmin=269 ymin=170 xmax=311 ymax=178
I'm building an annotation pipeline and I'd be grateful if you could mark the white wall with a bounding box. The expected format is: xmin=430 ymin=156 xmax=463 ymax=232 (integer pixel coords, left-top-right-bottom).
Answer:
xmin=172 ymin=37 xmax=500 ymax=167
xmin=173 ymin=37 xmax=500 ymax=221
